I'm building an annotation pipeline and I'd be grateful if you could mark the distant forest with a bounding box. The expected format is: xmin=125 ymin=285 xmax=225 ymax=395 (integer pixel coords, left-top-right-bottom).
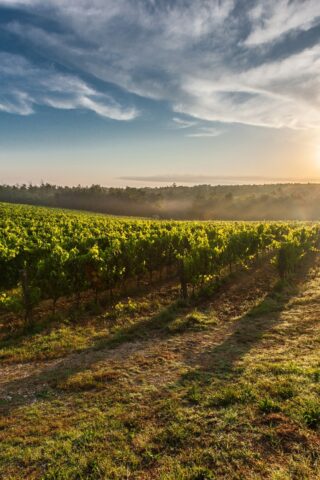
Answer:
xmin=1 ymin=183 xmax=320 ymax=220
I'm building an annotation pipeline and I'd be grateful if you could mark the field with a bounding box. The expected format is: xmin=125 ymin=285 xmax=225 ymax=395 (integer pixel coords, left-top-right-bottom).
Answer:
xmin=0 ymin=203 xmax=320 ymax=479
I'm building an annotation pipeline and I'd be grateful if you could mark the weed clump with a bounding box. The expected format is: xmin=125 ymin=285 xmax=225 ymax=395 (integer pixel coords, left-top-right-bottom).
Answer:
xmin=208 ymin=384 xmax=254 ymax=408
xmin=167 ymin=310 xmax=218 ymax=334
xmin=302 ymin=400 xmax=320 ymax=429
xmin=58 ymin=368 xmax=121 ymax=391
xmin=258 ymin=397 xmax=281 ymax=414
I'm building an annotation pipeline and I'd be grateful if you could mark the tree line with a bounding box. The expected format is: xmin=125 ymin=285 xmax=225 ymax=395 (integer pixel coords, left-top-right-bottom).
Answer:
xmin=1 ymin=182 xmax=320 ymax=220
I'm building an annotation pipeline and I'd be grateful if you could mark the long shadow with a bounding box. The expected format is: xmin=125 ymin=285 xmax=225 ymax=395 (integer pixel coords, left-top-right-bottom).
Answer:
xmin=1 ymin=252 xmax=317 ymax=417
xmin=0 ymin=249 xmax=271 ymax=357
xmin=0 ymin=300 xmax=184 ymax=416
xmin=0 ymin=272 xmax=178 ymax=347
xmin=190 ymin=290 xmax=285 ymax=378
xmin=179 ymin=251 xmax=318 ymax=383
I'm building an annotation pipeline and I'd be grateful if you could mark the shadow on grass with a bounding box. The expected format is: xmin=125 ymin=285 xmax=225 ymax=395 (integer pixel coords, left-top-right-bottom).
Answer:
xmin=0 ymin=298 xmax=186 ymax=415
xmin=0 ymin=252 xmax=317 ymax=417
xmin=95 ymin=299 xmax=189 ymax=349
xmin=179 ymin=251 xmax=317 ymax=384
xmin=0 ymin=277 xmax=179 ymax=360
xmin=192 ymin=284 xmax=288 ymax=378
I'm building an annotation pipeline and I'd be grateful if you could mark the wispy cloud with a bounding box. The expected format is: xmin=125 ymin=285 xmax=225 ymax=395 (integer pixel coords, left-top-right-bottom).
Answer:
xmin=119 ymin=174 xmax=319 ymax=184
xmin=244 ymin=0 xmax=320 ymax=46
xmin=177 ymin=42 xmax=320 ymax=129
xmin=0 ymin=52 xmax=137 ymax=119
xmin=172 ymin=117 xmax=197 ymax=129
xmin=187 ymin=127 xmax=225 ymax=138
xmin=0 ymin=0 xmax=320 ymax=129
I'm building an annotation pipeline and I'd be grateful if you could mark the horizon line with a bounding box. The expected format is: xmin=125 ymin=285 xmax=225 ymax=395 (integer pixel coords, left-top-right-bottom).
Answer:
xmin=118 ymin=174 xmax=320 ymax=184
xmin=2 ymin=176 xmax=320 ymax=188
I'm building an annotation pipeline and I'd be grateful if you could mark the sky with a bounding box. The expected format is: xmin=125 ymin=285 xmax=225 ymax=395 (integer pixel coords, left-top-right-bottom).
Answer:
xmin=0 ymin=0 xmax=320 ymax=186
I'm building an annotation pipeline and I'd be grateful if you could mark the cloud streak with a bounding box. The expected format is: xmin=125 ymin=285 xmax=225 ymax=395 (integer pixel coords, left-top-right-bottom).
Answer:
xmin=172 ymin=117 xmax=197 ymax=129
xmin=245 ymin=0 xmax=320 ymax=46
xmin=0 ymin=53 xmax=137 ymax=119
xmin=119 ymin=174 xmax=319 ymax=184
xmin=187 ymin=127 xmax=225 ymax=138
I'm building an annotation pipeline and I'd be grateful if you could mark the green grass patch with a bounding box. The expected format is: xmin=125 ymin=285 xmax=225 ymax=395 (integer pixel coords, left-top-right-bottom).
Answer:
xmin=167 ymin=310 xmax=218 ymax=334
xmin=302 ymin=399 xmax=320 ymax=429
xmin=258 ymin=397 xmax=282 ymax=414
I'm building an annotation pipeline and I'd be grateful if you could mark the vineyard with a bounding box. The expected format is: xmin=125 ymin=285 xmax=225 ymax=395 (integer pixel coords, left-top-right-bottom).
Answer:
xmin=1 ymin=202 xmax=320 ymax=479
xmin=0 ymin=202 xmax=319 ymax=325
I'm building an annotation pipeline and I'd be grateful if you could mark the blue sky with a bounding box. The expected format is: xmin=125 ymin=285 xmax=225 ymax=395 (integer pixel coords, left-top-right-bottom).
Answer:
xmin=0 ymin=0 xmax=320 ymax=186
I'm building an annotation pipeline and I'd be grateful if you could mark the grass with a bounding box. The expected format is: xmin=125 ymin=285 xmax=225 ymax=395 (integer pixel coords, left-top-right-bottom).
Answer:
xmin=258 ymin=397 xmax=282 ymax=414
xmin=167 ymin=310 xmax=219 ymax=334
xmin=207 ymin=383 xmax=255 ymax=408
xmin=0 ymin=323 xmax=103 ymax=362
xmin=0 ymin=290 xmax=176 ymax=363
xmin=0 ymin=256 xmax=320 ymax=479
xmin=302 ymin=400 xmax=320 ymax=429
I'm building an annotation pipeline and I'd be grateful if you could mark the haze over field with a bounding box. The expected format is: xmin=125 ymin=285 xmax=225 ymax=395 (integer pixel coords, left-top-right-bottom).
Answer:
xmin=3 ymin=183 xmax=320 ymax=220
xmin=0 ymin=0 xmax=320 ymax=186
